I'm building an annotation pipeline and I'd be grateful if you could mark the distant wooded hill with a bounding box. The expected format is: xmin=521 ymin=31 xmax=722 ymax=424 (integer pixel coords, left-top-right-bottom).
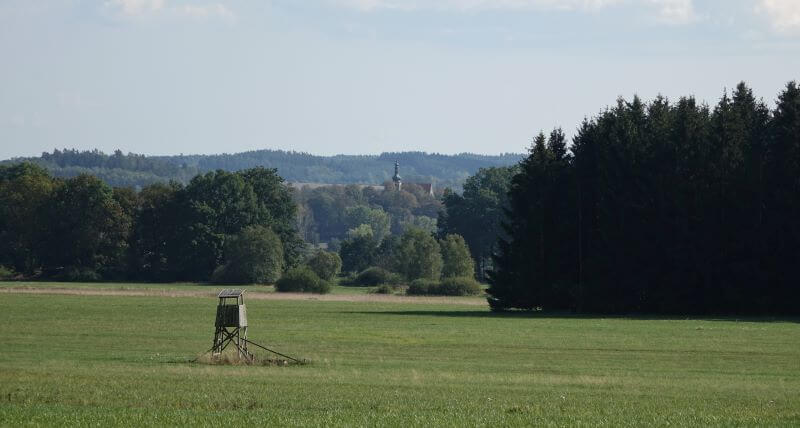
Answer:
xmin=1 ymin=149 xmax=522 ymax=190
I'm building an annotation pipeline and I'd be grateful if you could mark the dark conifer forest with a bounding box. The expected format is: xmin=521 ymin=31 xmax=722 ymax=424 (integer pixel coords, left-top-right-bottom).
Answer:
xmin=488 ymin=82 xmax=800 ymax=315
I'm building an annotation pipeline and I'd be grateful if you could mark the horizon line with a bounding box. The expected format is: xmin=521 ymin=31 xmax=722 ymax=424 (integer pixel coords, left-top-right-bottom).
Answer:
xmin=2 ymin=147 xmax=526 ymax=162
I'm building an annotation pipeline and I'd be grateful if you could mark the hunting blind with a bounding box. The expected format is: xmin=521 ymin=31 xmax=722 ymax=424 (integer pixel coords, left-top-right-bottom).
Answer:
xmin=205 ymin=289 xmax=302 ymax=364
xmin=212 ymin=289 xmax=251 ymax=360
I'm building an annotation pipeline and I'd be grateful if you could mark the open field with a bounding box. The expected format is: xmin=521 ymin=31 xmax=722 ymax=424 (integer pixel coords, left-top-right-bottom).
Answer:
xmin=1 ymin=283 xmax=799 ymax=426
xmin=0 ymin=281 xmax=487 ymax=305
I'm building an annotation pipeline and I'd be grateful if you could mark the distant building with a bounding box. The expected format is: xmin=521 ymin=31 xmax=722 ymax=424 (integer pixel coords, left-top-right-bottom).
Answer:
xmin=391 ymin=160 xmax=433 ymax=196
xmin=416 ymin=183 xmax=434 ymax=196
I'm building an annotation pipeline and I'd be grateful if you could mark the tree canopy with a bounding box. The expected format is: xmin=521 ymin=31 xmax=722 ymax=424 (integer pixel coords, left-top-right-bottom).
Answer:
xmin=489 ymin=81 xmax=800 ymax=315
xmin=212 ymin=225 xmax=284 ymax=284
xmin=0 ymin=166 xmax=301 ymax=283
xmin=0 ymin=163 xmax=59 ymax=273
xmin=41 ymin=174 xmax=131 ymax=276
xmin=439 ymin=166 xmax=518 ymax=279
xmin=439 ymin=234 xmax=475 ymax=279
xmin=395 ymin=228 xmax=443 ymax=281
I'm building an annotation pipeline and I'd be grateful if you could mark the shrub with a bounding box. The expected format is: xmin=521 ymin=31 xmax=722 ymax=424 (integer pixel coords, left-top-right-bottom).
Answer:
xmin=275 ymin=266 xmax=330 ymax=294
xmin=0 ymin=265 xmax=17 ymax=280
xmin=353 ymin=267 xmax=402 ymax=287
xmin=305 ymin=250 xmax=342 ymax=281
xmin=338 ymin=271 xmax=358 ymax=286
xmin=313 ymin=278 xmax=332 ymax=294
xmin=407 ymin=278 xmax=438 ymax=295
xmin=373 ymin=284 xmax=395 ymax=294
xmin=406 ymin=277 xmax=483 ymax=296
xmin=56 ymin=266 xmax=101 ymax=282
xmin=438 ymin=276 xmax=482 ymax=296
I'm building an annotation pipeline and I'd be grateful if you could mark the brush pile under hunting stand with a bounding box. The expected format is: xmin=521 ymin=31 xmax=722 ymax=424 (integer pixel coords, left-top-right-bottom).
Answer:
xmin=212 ymin=289 xmax=253 ymax=361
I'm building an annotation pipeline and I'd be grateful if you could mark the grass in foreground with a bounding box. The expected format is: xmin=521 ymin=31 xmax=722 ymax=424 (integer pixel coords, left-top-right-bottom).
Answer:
xmin=0 ymin=289 xmax=798 ymax=426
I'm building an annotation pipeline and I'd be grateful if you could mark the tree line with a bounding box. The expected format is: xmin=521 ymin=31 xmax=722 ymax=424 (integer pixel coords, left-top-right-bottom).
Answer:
xmin=3 ymin=149 xmax=521 ymax=190
xmin=0 ymin=164 xmax=301 ymax=282
xmin=0 ymin=162 xmax=475 ymax=293
xmin=163 ymin=150 xmax=521 ymax=190
xmin=488 ymin=81 xmax=800 ymax=315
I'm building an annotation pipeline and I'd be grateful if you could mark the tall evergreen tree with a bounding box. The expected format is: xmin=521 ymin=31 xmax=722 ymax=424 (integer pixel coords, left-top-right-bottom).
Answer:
xmin=488 ymin=81 xmax=800 ymax=315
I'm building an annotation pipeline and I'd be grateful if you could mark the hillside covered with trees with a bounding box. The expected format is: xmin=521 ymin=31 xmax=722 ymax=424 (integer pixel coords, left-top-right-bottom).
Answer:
xmin=1 ymin=149 xmax=521 ymax=190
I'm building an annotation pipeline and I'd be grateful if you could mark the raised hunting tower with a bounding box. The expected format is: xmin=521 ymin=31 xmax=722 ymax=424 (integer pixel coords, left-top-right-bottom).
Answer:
xmin=211 ymin=289 xmax=251 ymax=360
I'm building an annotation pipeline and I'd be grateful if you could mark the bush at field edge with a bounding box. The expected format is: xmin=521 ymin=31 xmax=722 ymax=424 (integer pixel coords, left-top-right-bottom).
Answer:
xmin=407 ymin=276 xmax=482 ymax=296
xmin=348 ymin=267 xmax=403 ymax=287
xmin=275 ymin=266 xmax=331 ymax=294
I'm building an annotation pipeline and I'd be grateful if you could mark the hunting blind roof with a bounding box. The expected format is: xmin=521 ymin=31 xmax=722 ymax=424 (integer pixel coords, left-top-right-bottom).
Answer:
xmin=218 ymin=289 xmax=245 ymax=298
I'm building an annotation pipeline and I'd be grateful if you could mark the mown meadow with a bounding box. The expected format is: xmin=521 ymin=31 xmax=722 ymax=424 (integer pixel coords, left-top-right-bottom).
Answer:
xmin=0 ymin=283 xmax=798 ymax=426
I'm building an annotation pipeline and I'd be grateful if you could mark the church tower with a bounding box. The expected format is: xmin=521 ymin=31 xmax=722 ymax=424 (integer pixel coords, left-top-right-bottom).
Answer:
xmin=392 ymin=160 xmax=402 ymax=191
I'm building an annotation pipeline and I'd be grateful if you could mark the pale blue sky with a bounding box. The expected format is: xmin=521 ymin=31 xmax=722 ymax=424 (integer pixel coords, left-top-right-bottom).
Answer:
xmin=1 ymin=0 xmax=799 ymax=159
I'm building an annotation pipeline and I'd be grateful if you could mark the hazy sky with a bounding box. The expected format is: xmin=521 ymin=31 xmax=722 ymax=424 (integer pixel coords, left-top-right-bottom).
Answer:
xmin=1 ymin=0 xmax=799 ymax=159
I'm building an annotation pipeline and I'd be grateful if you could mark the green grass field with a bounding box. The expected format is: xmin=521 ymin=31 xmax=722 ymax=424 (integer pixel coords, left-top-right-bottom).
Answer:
xmin=1 ymin=282 xmax=798 ymax=426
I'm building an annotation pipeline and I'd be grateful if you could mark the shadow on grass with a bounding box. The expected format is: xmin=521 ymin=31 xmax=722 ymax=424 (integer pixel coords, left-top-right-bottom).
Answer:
xmin=346 ymin=310 xmax=799 ymax=323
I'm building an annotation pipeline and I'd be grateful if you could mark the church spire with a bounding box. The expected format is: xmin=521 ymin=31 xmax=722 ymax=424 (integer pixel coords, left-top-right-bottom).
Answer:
xmin=392 ymin=160 xmax=402 ymax=191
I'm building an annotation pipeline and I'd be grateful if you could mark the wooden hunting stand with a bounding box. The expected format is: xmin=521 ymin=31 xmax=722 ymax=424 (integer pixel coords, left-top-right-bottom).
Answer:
xmin=212 ymin=289 xmax=252 ymax=361
xmin=196 ymin=289 xmax=303 ymax=365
